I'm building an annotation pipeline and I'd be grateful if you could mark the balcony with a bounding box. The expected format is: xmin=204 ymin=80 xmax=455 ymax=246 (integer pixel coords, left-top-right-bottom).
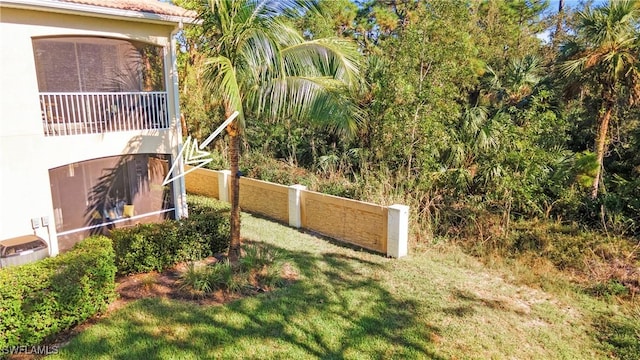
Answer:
xmin=41 ymin=92 xmax=169 ymax=136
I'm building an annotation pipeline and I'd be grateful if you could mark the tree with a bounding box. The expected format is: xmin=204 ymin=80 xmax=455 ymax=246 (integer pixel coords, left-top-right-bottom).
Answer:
xmin=470 ymin=0 xmax=548 ymax=70
xmin=196 ymin=0 xmax=361 ymax=261
xmin=295 ymin=0 xmax=358 ymax=39
xmin=483 ymin=55 xmax=543 ymax=107
xmin=560 ymin=0 xmax=640 ymax=198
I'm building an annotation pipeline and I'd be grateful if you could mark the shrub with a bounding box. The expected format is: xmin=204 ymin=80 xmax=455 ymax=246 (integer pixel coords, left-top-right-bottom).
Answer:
xmin=239 ymin=243 xmax=283 ymax=272
xmin=179 ymin=262 xmax=212 ymax=296
xmin=187 ymin=194 xmax=231 ymax=215
xmin=0 ymin=236 xmax=116 ymax=350
xmin=177 ymin=244 xmax=287 ymax=295
xmin=239 ymin=151 xmax=317 ymax=187
xmin=111 ymin=198 xmax=230 ymax=275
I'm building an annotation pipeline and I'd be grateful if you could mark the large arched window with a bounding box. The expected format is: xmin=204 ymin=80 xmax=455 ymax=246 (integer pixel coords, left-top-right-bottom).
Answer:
xmin=34 ymin=37 xmax=169 ymax=135
xmin=49 ymin=154 xmax=174 ymax=252
xmin=33 ymin=36 xmax=165 ymax=92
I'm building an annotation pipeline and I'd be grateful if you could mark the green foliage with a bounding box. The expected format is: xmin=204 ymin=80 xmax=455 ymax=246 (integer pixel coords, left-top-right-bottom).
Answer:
xmin=465 ymin=220 xmax=640 ymax=299
xmin=0 ymin=236 xmax=116 ymax=350
xmin=587 ymin=280 xmax=630 ymax=299
xmin=594 ymin=310 xmax=640 ymax=360
xmin=509 ymin=222 xmax=634 ymax=269
xmin=187 ymin=194 xmax=231 ymax=215
xmin=296 ymin=0 xmax=358 ymax=39
xmin=239 ymin=244 xmax=283 ymax=273
xmin=240 ymin=150 xmax=317 ymax=187
xmin=473 ymin=0 xmax=548 ymax=68
xmin=179 ymin=262 xmax=213 ymax=295
xmin=574 ymin=151 xmax=599 ymax=188
xmin=111 ymin=199 xmax=230 ymax=275
xmin=176 ymin=0 xmax=640 ymax=315
xmin=178 ymin=243 xmax=286 ymax=295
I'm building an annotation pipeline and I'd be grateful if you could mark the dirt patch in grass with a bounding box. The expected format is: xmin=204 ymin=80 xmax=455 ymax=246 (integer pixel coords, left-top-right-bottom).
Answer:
xmin=113 ymin=256 xmax=298 ymax=307
xmin=112 ymin=257 xmax=227 ymax=309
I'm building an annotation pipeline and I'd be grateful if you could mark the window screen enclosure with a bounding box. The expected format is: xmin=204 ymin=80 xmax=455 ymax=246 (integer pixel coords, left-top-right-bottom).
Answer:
xmin=49 ymin=154 xmax=175 ymax=252
xmin=33 ymin=36 xmax=165 ymax=92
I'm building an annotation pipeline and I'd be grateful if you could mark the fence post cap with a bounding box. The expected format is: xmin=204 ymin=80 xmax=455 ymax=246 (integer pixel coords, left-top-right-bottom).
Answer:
xmin=220 ymin=169 xmax=232 ymax=175
xmin=289 ymin=184 xmax=307 ymax=190
xmin=388 ymin=204 xmax=409 ymax=211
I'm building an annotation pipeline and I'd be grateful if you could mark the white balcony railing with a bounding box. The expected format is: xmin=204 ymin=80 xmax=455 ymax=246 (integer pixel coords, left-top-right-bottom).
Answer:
xmin=40 ymin=92 xmax=169 ymax=136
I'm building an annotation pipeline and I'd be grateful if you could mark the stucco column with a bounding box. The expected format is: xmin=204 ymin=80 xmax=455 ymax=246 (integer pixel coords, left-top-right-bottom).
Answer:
xmin=218 ymin=170 xmax=231 ymax=203
xmin=288 ymin=184 xmax=306 ymax=228
xmin=387 ymin=204 xmax=409 ymax=258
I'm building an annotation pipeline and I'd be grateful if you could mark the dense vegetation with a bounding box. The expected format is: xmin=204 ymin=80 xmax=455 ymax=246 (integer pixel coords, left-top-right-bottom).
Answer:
xmin=0 ymin=197 xmax=231 ymax=351
xmin=0 ymin=236 xmax=116 ymax=350
xmin=110 ymin=196 xmax=230 ymax=275
xmin=175 ymin=0 xmax=639 ymax=299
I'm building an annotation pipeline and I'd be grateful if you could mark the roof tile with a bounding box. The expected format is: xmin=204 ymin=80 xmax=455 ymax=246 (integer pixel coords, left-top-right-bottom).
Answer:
xmin=58 ymin=0 xmax=195 ymax=18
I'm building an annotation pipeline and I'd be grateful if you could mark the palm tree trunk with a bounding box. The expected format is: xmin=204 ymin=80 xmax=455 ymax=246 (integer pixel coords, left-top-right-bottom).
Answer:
xmin=591 ymin=105 xmax=612 ymax=199
xmin=227 ymin=114 xmax=241 ymax=262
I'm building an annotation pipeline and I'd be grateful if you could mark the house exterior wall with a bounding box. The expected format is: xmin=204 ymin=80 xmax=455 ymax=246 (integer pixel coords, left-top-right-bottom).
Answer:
xmin=0 ymin=7 xmax=186 ymax=255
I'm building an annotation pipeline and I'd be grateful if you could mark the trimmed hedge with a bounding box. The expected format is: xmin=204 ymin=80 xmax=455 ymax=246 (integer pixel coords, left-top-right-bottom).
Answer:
xmin=187 ymin=194 xmax=231 ymax=215
xmin=0 ymin=236 xmax=116 ymax=350
xmin=111 ymin=197 xmax=230 ymax=275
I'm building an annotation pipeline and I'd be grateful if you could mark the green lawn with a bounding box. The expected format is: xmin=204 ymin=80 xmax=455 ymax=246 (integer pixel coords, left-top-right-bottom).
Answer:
xmin=52 ymin=213 xmax=636 ymax=359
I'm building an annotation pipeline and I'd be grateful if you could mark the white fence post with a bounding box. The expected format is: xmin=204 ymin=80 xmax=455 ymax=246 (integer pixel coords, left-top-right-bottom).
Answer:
xmin=387 ymin=204 xmax=409 ymax=258
xmin=218 ymin=170 xmax=231 ymax=202
xmin=288 ymin=184 xmax=307 ymax=228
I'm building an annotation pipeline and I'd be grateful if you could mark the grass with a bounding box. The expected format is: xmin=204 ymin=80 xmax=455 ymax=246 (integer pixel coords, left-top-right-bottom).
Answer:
xmin=51 ymin=213 xmax=638 ymax=359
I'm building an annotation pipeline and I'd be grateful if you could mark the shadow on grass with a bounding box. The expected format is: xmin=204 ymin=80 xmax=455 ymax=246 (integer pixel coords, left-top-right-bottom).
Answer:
xmin=592 ymin=311 xmax=640 ymax=360
xmin=244 ymin=211 xmax=388 ymax=258
xmin=447 ymin=288 xmax=529 ymax=316
xmin=55 ymin=242 xmax=445 ymax=359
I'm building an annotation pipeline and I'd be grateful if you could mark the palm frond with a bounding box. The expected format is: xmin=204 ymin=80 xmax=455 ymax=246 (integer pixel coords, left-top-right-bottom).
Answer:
xmin=201 ymin=0 xmax=361 ymax=136
xmin=203 ymin=56 xmax=245 ymax=127
xmin=282 ymin=38 xmax=361 ymax=87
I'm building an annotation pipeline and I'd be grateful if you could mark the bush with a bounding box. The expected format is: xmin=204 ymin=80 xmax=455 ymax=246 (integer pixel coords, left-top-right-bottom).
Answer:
xmin=187 ymin=194 xmax=231 ymax=215
xmin=178 ymin=243 xmax=288 ymax=295
xmin=111 ymin=197 xmax=230 ymax=275
xmin=0 ymin=236 xmax=116 ymax=350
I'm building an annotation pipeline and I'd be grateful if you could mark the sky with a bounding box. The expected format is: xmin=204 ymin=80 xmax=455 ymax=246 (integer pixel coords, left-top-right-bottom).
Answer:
xmin=545 ymin=0 xmax=609 ymax=14
xmin=538 ymin=0 xmax=609 ymax=42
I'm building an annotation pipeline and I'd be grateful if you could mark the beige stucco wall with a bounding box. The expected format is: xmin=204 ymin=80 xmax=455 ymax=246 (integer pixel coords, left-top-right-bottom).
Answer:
xmin=239 ymin=177 xmax=290 ymax=224
xmin=183 ymin=167 xmax=391 ymax=254
xmin=184 ymin=166 xmax=220 ymax=199
xmin=300 ymin=191 xmax=388 ymax=253
xmin=0 ymin=7 xmax=185 ymax=255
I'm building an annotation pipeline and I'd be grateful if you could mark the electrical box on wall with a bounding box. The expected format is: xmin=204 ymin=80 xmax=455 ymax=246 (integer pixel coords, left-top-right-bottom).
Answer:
xmin=41 ymin=216 xmax=49 ymax=226
xmin=31 ymin=218 xmax=41 ymax=229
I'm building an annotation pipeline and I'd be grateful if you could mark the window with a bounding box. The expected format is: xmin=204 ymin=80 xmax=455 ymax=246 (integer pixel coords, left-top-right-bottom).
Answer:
xmin=33 ymin=37 xmax=165 ymax=92
xmin=49 ymin=154 xmax=174 ymax=252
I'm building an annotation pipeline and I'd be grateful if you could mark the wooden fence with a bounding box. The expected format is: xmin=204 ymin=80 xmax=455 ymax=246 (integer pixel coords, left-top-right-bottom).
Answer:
xmin=184 ymin=166 xmax=407 ymax=257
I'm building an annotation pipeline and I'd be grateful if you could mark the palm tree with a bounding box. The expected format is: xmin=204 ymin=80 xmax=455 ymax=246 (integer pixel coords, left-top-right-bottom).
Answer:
xmin=483 ymin=55 xmax=543 ymax=107
xmin=560 ymin=0 xmax=640 ymax=198
xmin=197 ymin=0 xmax=361 ymax=261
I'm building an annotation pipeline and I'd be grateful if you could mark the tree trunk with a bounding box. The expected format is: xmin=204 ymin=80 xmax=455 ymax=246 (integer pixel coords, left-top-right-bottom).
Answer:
xmin=556 ymin=0 xmax=564 ymax=35
xmin=227 ymin=113 xmax=241 ymax=262
xmin=553 ymin=0 xmax=565 ymax=49
xmin=591 ymin=105 xmax=612 ymax=199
